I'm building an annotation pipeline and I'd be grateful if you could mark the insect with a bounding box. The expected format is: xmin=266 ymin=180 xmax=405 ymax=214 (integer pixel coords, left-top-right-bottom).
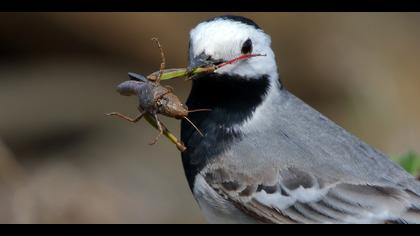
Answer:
xmin=107 ymin=38 xmax=207 ymax=149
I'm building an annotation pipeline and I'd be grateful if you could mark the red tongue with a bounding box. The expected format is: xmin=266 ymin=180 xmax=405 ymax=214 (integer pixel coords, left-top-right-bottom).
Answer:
xmin=216 ymin=53 xmax=266 ymax=69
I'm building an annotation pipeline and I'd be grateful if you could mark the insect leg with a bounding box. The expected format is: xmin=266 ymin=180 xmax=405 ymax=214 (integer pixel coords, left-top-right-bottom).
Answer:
xmin=149 ymin=114 xmax=164 ymax=145
xmin=107 ymin=111 xmax=147 ymax=123
xmin=151 ymin=37 xmax=166 ymax=84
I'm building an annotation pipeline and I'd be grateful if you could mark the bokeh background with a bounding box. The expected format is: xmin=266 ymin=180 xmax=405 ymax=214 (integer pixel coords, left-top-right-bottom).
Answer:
xmin=0 ymin=13 xmax=419 ymax=224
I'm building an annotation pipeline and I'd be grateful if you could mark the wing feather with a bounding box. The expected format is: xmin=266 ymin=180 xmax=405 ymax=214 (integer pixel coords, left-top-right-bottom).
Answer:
xmin=202 ymin=167 xmax=420 ymax=224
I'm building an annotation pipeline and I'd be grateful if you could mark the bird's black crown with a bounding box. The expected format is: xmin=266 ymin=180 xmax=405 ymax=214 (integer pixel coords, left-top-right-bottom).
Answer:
xmin=205 ymin=15 xmax=261 ymax=29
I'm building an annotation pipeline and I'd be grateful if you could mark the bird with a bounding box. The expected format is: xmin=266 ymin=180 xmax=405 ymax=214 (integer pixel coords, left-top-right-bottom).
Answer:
xmin=180 ymin=15 xmax=420 ymax=224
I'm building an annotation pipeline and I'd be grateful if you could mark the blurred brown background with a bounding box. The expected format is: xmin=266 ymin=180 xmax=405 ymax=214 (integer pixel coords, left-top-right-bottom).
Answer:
xmin=0 ymin=13 xmax=419 ymax=224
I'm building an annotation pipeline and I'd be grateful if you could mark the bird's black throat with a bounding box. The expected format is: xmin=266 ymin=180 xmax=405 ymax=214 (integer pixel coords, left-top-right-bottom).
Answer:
xmin=181 ymin=73 xmax=271 ymax=189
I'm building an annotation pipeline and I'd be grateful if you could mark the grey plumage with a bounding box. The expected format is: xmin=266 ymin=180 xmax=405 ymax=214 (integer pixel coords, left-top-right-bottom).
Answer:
xmin=194 ymin=88 xmax=420 ymax=224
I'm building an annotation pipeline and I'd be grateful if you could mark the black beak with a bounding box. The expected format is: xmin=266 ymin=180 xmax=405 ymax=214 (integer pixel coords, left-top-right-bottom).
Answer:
xmin=188 ymin=52 xmax=224 ymax=72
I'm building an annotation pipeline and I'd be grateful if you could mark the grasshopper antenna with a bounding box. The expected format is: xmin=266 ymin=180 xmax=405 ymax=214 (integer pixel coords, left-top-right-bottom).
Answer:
xmin=183 ymin=116 xmax=204 ymax=137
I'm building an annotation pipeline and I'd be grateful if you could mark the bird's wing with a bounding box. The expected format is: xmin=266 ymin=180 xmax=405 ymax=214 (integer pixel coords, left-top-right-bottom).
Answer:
xmin=200 ymin=166 xmax=420 ymax=224
xmin=198 ymin=90 xmax=420 ymax=223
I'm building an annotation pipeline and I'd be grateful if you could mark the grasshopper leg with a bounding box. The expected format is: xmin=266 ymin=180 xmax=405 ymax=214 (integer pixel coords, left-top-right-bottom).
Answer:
xmin=149 ymin=114 xmax=164 ymax=145
xmin=107 ymin=111 xmax=146 ymax=123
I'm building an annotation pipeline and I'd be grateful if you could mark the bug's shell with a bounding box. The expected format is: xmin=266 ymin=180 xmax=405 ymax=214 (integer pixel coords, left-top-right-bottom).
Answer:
xmin=159 ymin=93 xmax=189 ymax=119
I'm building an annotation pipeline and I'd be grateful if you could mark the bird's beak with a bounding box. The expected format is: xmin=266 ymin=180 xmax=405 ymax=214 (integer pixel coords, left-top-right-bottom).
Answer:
xmin=188 ymin=52 xmax=224 ymax=71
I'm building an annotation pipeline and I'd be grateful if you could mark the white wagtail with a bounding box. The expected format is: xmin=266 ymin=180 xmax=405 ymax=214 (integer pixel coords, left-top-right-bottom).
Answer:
xmin=180 ymin=15 xmax=420 ymax=224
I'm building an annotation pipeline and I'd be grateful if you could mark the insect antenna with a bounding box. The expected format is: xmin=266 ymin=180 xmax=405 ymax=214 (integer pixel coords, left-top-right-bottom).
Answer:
xmin=183 ymin=116 xmax=204 ymax=137
xmin=151 ymin=37 xmax=166 ymax=84
xmin=188 ymin=109 xmax=212 ymax=113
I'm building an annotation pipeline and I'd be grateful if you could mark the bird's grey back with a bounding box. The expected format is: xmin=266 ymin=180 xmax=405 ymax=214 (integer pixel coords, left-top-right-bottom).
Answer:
xmin=228 ymin=87 xmax=420 ymax=196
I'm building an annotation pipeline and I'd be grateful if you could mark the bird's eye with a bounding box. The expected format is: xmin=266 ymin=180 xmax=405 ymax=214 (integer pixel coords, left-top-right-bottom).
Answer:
xmin=241 ymin=38 xmax=253 ymax=54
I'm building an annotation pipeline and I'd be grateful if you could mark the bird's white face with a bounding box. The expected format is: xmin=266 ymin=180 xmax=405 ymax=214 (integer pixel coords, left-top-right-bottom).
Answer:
xmin=189 ymin=18 xmax=278 ymax=80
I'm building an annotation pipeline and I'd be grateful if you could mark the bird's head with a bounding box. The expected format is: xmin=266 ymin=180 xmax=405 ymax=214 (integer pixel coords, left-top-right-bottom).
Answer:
xmin=188 ymin=15 xmax=278 ymax=81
